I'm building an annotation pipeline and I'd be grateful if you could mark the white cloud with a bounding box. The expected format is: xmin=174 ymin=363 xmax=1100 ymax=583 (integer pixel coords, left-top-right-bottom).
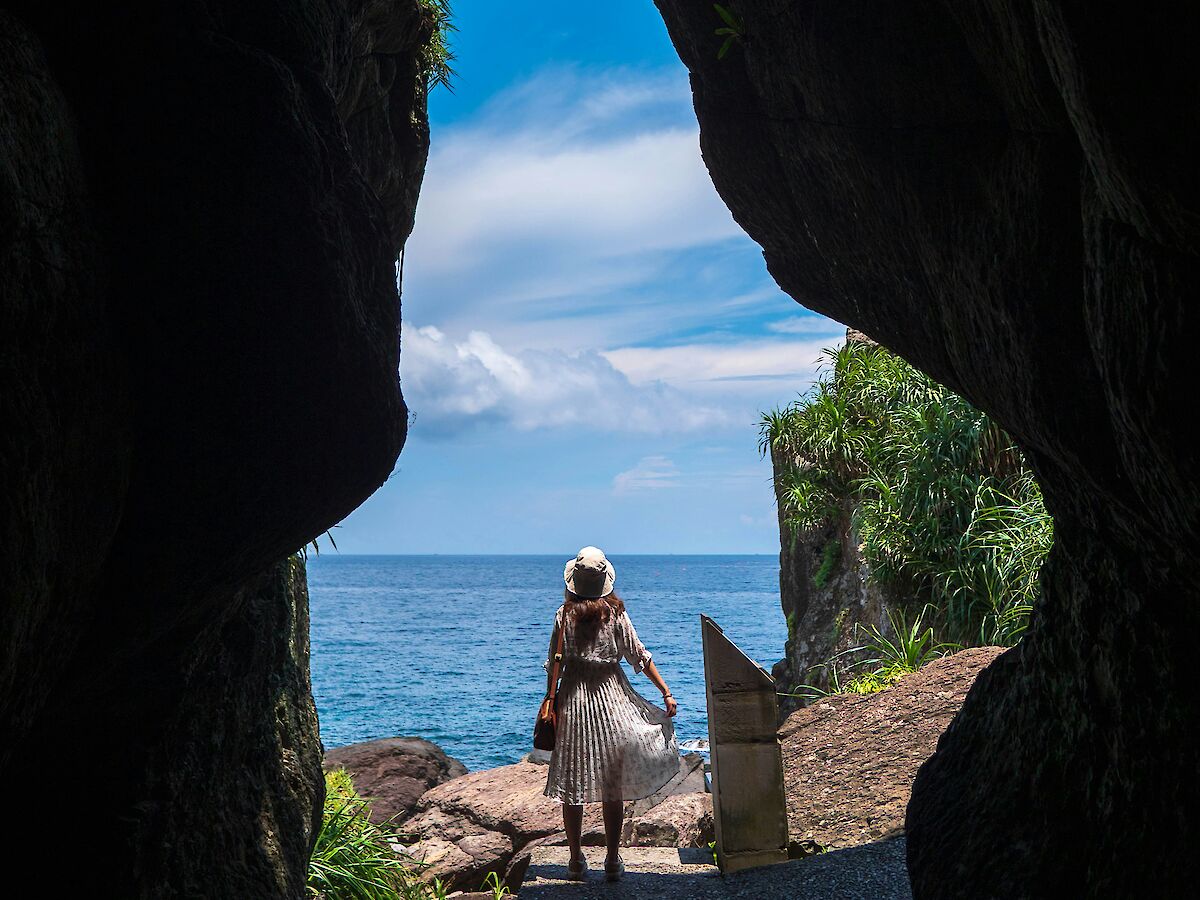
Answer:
xmin=603 ymin=337 xmax=841 ymax=392
xmin=410 ymin=126 xmax=739 ymax=276
xmin=400 ymin=325 xmax=846 ymax=438
xmin=767 ymin=316 xmax=846 ymax=335
xmin=400 ymin=66 xmax=763 ymax=349
xmin=401 ymin=326 xmax=729 ymax=437
xmin=613 ymin=456 xmax=680 ymax=494
xmin=393 ymin=65 xmax=846 ymax=442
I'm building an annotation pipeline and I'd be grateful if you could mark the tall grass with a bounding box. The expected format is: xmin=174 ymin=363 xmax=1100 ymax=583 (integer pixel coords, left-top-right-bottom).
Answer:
xmin=761 ymin=341 xmax=1052 ymax=648
xmin=309 ymin=769 xmax=448 ymax=900
xmin=785 ymin=605 xmax=960 ymax=700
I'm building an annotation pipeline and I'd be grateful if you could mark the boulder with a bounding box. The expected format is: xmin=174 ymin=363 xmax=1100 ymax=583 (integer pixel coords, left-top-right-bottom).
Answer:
xmin=624 ymin=792 xmax=714 ymax=848
xmin=402 ymin=754 xmax=711 ymax=891
xmin=400 ymin=833 xmax=512 ymax=895
xmin=324 ymin=736 xmax=468 ymax=824
xmin=779 ymin=647 xmax=1005 ymax=850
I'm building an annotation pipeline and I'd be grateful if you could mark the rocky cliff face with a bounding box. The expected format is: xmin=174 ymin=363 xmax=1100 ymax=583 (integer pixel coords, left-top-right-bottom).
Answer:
xmin=654 ymin=2 xmax=1199 ymax=895
xmin=770 ymin=330 xmax=904 ymax=713
xmin=771 ymin=478 xmax=901 ymax=716
xmin=1 ymin=1 xmax=431 ymax=894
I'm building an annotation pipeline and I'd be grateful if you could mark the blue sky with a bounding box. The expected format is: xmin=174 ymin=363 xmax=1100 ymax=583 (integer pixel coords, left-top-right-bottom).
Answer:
xmin=331 ymin=0 xmax=845 ymax=554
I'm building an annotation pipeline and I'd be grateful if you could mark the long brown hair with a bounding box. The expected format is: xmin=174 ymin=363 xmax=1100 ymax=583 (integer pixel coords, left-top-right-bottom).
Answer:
xmin=564 ymin=588 xmax=625 ymax=649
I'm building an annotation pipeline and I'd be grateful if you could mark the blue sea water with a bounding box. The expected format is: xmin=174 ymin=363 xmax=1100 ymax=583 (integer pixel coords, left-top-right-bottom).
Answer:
xmin=308 ymin=555 xmax=786 ymax=772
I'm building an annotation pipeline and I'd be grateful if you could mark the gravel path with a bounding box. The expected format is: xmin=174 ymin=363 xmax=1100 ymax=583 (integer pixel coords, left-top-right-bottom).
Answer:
xmin=517 ymin=839 xmax=911 ymax=899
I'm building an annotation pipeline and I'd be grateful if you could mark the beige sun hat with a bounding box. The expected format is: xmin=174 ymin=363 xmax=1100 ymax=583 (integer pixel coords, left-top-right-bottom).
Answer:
xmin=564 ymin=546 xmax=616 ymax=599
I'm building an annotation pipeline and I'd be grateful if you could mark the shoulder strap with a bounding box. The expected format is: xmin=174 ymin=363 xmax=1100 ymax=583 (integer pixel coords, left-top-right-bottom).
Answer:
xmin=548 ymin=609 xmax=566 ymax=697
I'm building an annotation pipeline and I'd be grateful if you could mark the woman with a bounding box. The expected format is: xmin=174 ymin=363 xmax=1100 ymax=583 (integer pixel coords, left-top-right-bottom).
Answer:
xmin=541 ymin=546 xmax=679 ymax=882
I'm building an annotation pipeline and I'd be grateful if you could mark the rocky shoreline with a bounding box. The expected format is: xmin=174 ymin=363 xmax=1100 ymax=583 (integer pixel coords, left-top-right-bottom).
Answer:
xmin=324 ymin=646 xmax=1001 ymax=893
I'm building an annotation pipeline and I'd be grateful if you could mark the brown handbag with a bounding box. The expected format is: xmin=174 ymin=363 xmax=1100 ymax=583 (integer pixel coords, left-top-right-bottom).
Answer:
xmin=533 ymin=615 xmax=566 ymax=751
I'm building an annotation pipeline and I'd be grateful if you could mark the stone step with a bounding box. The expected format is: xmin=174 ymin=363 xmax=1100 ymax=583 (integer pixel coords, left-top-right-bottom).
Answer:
xmin=514 ymin=838 xmax=912 ymax=900
xmin=519 ymin=846 xmax=719 ymax=897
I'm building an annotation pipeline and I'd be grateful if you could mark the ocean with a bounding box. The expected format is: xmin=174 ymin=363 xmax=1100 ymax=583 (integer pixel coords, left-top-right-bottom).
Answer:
xmin=308 ymin=554 xmax=786 ymax=772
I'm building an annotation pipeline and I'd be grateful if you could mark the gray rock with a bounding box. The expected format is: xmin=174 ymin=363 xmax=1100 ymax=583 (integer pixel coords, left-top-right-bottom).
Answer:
xmin=625 ymin=793 xmax=714 ymax=848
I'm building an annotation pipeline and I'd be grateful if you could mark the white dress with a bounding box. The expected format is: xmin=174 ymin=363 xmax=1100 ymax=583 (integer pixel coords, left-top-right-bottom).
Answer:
xmin=542 ymin=603 xmax=679 ymax=804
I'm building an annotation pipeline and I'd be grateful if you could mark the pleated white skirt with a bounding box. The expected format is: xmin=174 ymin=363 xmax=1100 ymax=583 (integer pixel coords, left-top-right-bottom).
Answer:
xmin=544 ymin=658 xmax=680 ymax=804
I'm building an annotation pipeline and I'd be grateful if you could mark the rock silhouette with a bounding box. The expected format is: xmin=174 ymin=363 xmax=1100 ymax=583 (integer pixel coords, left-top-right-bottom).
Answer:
xmin=653 ymin=1 xmax=1200 ymax=895
xmin=1 ymin=0 xmax=432 ymax=894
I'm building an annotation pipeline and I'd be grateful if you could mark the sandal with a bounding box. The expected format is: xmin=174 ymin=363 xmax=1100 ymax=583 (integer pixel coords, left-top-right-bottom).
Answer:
xmin=605 ymin=854 xmax=625 ymax=882
xmin=567 ymin=853 xmax=588 ymax=881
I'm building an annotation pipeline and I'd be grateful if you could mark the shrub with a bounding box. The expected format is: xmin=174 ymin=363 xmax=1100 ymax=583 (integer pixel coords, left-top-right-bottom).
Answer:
xmin=761 ymin=341 xmax=1052 ymax=647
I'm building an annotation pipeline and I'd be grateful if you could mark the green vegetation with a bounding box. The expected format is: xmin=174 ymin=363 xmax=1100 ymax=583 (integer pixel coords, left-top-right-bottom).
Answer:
xmin=303 ymin=528 xmax=339 ymax=560
xmin=418 ymin=0 xmax=456 ymax=92
xmin=855 ymin=605 xmax=961 ymax=674
xmin=481 ymin=872 xmax=512 ymax=900
xmin=787 ymin=606 xmax=960 ymax=701
xmin=761 ymin=341 xmax=1052 ymax=649
xmin=712 ymin=4 xmax=745 ymax=59
xmin=309 ymin=769 xmax=449 ymax=900
xmin=812 ymin=539 xmax=840 ymax=590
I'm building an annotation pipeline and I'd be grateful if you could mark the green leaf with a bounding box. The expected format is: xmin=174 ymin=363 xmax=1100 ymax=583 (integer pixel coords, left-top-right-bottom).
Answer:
xmin=713 ymin=3 xmax=739 ymax=29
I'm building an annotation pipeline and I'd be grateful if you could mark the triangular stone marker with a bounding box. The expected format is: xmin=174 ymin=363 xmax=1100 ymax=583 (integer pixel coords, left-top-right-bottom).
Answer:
xmin=701 ymin=614 xmax=789 ymax=873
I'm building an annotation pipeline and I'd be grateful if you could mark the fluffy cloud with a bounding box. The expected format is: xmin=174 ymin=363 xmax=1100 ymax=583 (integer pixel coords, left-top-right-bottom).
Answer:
xmin=410 ymin=67 xmax=735 ymax=276
xmin=395 ymin=65 xmax=846 ymax=439
xmin=401 ymin=326 xmax=729 ymax=437
xmin=401 ymin=326 xmax=845 ymax=438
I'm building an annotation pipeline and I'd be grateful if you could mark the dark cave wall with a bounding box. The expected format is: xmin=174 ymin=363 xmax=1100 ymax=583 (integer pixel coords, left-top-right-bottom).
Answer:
xmin=1 ymin=1 xmax=430 ymax=895
xmin=653 ymin=1 xmax=1198 ymax=896
xmin=133 ymin=557 xmax=323 ymax=897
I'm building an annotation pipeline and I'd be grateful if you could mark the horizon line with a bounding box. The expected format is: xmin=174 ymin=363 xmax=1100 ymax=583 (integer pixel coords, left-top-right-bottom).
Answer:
xmin=306 ymin=551 xmax=779 ymax=557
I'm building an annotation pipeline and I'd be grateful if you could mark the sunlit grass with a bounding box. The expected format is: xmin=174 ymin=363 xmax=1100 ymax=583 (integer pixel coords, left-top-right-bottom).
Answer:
xmin=309 ymin=769 xmax=450 ymax=900
xmin=785 ymin=606 xmax=960 ymax=700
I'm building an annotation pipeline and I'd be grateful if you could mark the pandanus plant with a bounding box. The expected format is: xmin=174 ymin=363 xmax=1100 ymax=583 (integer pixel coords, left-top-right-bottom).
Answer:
xmin=761 ymin=340 xmax=1052 ymax=648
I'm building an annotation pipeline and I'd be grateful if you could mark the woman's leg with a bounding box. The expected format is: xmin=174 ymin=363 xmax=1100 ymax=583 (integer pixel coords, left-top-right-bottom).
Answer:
xmin=563 ymin=803 xmax=584 ymax=863
xmin=602 ymin=800 xmax=623 ymax=863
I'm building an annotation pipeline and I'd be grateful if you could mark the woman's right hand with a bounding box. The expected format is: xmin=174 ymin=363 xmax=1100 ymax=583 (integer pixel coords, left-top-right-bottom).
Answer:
xmin=664 ymin=694 xmax=677 ymax=717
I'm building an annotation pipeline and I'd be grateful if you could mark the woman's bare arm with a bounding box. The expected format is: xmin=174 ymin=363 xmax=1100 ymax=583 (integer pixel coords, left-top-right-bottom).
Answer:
xmin=643 ymin=658 xmax=677 ymax=717
xmin=545 ymin=620 xmax=560 ymax=698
